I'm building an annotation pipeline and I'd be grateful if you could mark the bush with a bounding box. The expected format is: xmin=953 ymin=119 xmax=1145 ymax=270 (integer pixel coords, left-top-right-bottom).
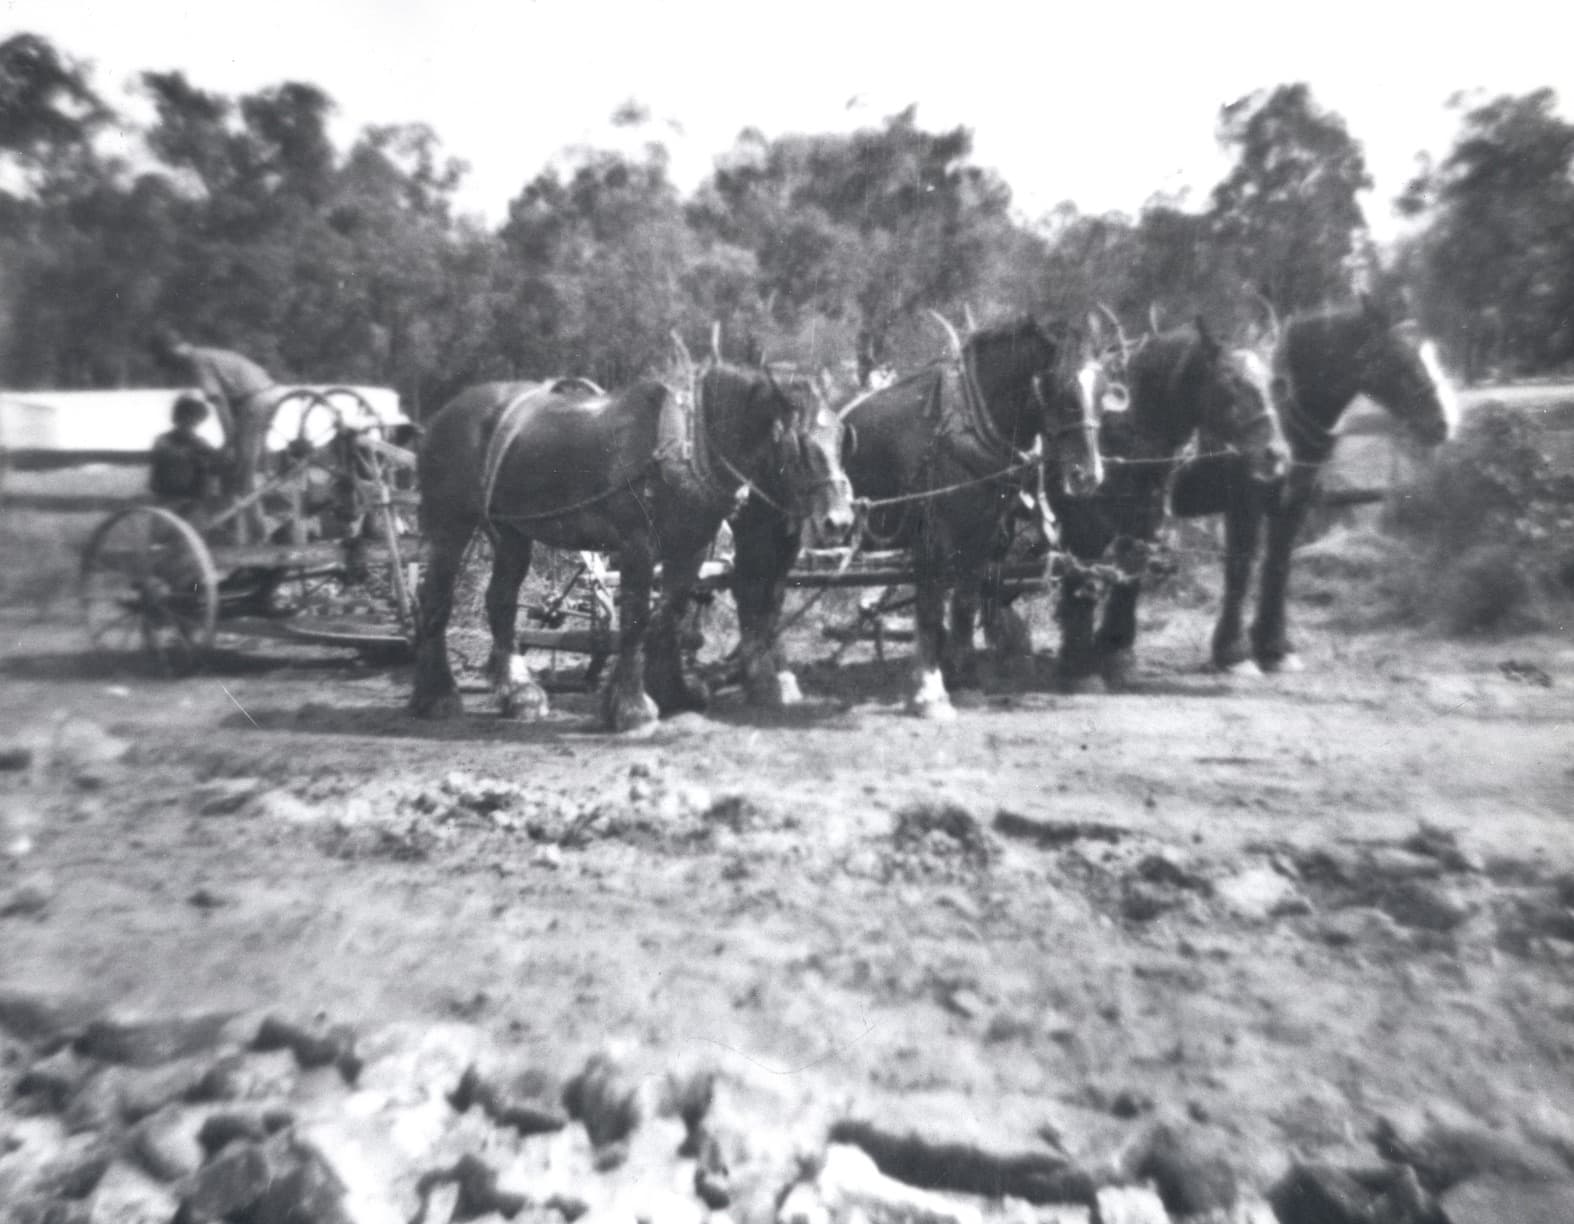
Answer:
xmin=1386 ymin=401 xmax=1574 ymax=634
xmin=1434 ymin=545 xmax=1537 ymax=634
xmin=1388 ymin=402 xmax=1554 ymax=544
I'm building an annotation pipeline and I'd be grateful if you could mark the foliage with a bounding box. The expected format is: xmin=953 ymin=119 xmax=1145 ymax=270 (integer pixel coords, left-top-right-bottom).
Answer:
xmin=3 ymin=29 xmax=1573 ymax=435
xmin=689 ymin=108 xmax=1017 ymax=375
xmin=1209 ymin=84 xmax=1374 ymax=314
xmin=1031 ymin=84 xmax=1376 ymax=342
xmin=1397 ymin=89 xmax=1574 ymax=382
xmin=1387 ymin=403 xmax=1574 ymax=632
xmin=0 ymin=33 xmax=108 ymax=183
xmin=497 ymin=139 xmax=711 ymax=387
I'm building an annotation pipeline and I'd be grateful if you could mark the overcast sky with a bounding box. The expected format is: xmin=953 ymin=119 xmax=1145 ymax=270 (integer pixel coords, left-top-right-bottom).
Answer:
xmin=6 ymin=0 xmax=1572 ymax=239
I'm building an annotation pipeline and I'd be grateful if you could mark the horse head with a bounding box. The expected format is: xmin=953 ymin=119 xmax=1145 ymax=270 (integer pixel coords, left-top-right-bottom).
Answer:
xmin=1347 ymin=296 xmax=1456 ymax=447
xmin=1166 ymin=316 xmax=1288 ymax=482
xmin=753 ymin=363 xmax=857 ymax=546
xmin=963 ymin=315 xmax=1110 ymax=499
xmin=1216 ymin=345 xmax=1290 ymax=482
xmin=1117 ymin=318 xmax=1285 ymax=482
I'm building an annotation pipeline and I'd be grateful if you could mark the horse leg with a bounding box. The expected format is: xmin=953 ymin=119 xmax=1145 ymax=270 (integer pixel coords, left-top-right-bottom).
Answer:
xmin=645 ymin=543 xmax=711 ymax=717
xmin=602 ymin=543 xmax=660 ymax=732
xmin=1212 ymin=494 xmax=1263 ymax=675
xmin=1252 ymin=473 xmax=1318 ymax=673
xmin=908 ymin=574 xmax=956 ymax=720
xmin=1096 ymin=580 xmax=1141 ymax=690
xmin=947 ymin=586 xmax=983 ymax=691
xmin=409 ymin=519 xmax=472 ymax=719
xmin=731 ymin=499 xmax=803 ymax=706
xmin=485 ymin=529 xmax=548 ymax=720
xmin=1056 ymin=570 xmax=1101 ymax=693
xmin=983 ymin=597 xmax=1033 ymax=660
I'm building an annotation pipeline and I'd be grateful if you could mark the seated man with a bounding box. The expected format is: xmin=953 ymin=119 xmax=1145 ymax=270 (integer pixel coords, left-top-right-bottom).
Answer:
xmin=150 ymin=393 xmax=228 ymax=521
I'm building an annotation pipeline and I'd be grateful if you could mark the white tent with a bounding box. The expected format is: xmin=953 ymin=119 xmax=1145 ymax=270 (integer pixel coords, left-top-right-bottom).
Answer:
xmin=0 ymin=386 xmax=407 ymax=458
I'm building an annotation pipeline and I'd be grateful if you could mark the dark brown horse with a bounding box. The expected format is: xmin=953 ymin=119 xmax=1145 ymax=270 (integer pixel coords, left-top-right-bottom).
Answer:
xmin=409 ymin=360 xmax=854 ymax=730
xmin=1169 ymin=297 xmax=1456 ymax=673
xmin=765 ymin=313 xmax=1114 ymax=719
xmin=1051 ymin=318 xmax=1288 ymax=689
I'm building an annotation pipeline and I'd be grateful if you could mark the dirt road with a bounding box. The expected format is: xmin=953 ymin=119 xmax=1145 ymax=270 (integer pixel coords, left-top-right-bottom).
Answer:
xmin=2 ymin=593 xmax=1572 ymax=1214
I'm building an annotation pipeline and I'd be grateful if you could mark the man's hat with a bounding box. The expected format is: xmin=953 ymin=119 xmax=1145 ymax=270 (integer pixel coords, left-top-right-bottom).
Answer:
xmin=172 ymin=393 xmax=209 ymax=423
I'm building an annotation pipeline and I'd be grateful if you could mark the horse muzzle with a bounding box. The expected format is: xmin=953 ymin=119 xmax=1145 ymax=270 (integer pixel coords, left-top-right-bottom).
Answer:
xmin=1062 ymin=458 xmax=1104 ymax=500
xmin=1251 ymin=445 xmax=1290 ymax=484
xmin=807 ymin=476 xmax=857 ymax=546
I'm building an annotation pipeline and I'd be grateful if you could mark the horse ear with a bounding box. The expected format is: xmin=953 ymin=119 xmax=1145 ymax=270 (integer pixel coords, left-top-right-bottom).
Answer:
xmin=1194 ymin=315 xmax=1219 ymax=354
xmin=1085 ymin=310 xmax=1106 ymax=349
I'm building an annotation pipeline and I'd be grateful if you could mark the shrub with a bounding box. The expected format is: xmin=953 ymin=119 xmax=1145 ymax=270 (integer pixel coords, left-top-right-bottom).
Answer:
xmin=1386 ymin=401 xmax=1574 ymax=634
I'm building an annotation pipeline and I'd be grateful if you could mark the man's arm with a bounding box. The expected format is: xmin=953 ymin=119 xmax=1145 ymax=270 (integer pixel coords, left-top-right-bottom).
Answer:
xmin=185 ymin=359 xmax=236 ymax=440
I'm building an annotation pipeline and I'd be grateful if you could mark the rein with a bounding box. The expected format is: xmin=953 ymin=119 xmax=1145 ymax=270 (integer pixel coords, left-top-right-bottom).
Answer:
xmin=485 ymin=472 xmax=652 ymax=528
xmin=855 ymin=452 xmax=1043 ymax=509
xmin=846 ymin=355 xmax=1071 ymax=534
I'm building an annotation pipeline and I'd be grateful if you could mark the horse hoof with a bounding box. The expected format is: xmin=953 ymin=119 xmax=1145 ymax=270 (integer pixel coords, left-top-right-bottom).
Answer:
xmin=909 ymin=696 xmax=958 ymax=721
xmin=500 ymin=683 xmax=550 ymax=720
xmin=410 ymin=690 xmax=464 ymax=720
xmin=1101 ymin=650 xmax=1137 ymax=690
xmin=1222 ymin=659 xmax=1263 ymax=679
xmin=749 ymin=669 xmax=803 ymax=707
xmin=605 ymin=691 xmax=659 ymax=733
xmin=986 ymin=608 xmax=1034 ymax=659
xmin=655 ymin=675 xmax=710 ymax=716
xmin=1058 ymin=672 xmax=1107 ymax=696
xmin=1262 ymin=653 xmax=1305 ymax=675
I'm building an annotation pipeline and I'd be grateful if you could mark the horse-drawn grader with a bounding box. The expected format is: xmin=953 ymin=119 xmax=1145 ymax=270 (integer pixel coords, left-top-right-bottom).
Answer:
xmin=77 ymin=387 xmax=420 ymax=671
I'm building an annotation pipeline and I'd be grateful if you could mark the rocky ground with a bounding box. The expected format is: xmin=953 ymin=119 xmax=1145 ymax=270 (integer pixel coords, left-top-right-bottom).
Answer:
xmin=2 ymin=587 xmax=1573 ymax=1223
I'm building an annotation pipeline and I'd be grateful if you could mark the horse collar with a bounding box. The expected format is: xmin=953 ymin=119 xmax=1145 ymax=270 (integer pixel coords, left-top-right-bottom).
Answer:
xmin=952 ymin=350 xmax=1020 ymax=463
xmin=1272 ymin=345 xmax=1336 ymax=459
xmin=672 ymin=371 xmax=757 ymax=511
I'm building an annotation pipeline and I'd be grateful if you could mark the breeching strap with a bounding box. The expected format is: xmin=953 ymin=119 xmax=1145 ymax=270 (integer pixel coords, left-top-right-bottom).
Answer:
xmin=478 ymin=384 xmax=552 ymax=538
xmin=479 ymin=383 xmax=652 ymax=533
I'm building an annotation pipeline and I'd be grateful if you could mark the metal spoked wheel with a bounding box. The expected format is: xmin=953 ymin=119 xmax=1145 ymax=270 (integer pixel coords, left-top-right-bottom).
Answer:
xmin=81 ymin=506 xmax=219 ymax=673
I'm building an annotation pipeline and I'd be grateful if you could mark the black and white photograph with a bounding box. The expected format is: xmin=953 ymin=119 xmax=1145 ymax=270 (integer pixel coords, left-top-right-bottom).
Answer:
xmin=1 ymin=2 xmax=1571 ymax=1220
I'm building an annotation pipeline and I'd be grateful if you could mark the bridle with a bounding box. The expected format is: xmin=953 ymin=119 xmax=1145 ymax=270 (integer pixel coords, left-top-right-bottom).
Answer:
xmin=693 ymin=368 xmax=847 ymax=521
xmin=1034 ymin=369 xmax=1103 ymax=459
xmin=1208 ymin=352 xmax=1288 ymax=478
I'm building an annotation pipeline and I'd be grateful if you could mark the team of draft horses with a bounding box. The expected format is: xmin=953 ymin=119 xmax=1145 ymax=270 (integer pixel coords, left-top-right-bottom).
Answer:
xmin=408 ymin=296 xmax=1455 ymax=730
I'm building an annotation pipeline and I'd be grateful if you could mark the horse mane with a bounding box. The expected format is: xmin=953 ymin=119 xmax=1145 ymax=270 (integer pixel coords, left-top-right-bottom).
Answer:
xmin=965 ymin=314 xmax=1047 ymax=352
xmin=700 ymin=360 xmax=821 ymax=422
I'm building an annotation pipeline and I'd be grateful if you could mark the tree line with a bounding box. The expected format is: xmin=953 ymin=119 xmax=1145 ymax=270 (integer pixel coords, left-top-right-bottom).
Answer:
xmin=3 ymin=32 xmax=1571 ymax=417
